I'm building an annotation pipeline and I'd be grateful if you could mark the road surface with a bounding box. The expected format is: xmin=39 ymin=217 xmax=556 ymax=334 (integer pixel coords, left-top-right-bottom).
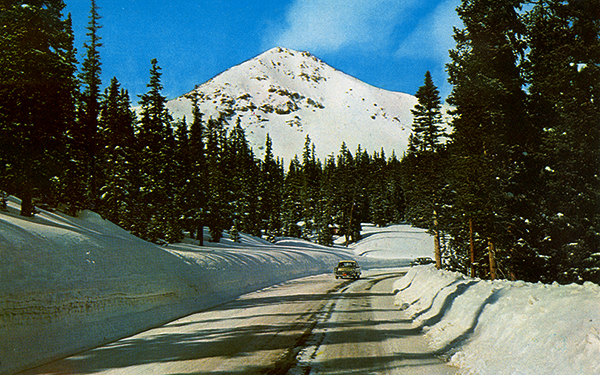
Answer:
xmin=19 ymin=269 xmax=456 ymax=374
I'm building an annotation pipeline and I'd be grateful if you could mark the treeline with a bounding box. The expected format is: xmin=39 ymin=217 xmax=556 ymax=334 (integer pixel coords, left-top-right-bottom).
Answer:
xmin=0 ymin=0 xmax=404 ymax=246
xmin=401 ymin=0 xmax=599 ymax=284
xmin=93 ymin=64 xmax=406 ymax=246
xmin=1 ymin=0 xmax=598 ymax=285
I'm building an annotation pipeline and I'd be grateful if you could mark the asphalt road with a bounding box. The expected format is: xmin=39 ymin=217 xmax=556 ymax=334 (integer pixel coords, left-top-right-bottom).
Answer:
xmin=19 ymin=269 xmax=455 ymax=375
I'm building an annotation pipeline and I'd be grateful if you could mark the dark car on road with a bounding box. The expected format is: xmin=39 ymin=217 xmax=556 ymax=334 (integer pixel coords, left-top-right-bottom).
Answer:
xmin=334 ymin=260 xmax=361 ymax=279
xmin=410 ymin=257 xmax=435 ymax=266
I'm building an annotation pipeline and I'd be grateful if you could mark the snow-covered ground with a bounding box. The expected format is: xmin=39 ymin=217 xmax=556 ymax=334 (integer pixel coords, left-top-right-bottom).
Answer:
xmin=394 ymin=266 xmax=600 ymax=375
xmin=348 ymin=223 xmax=435 ymax=259
xmin=0 ymin=196 xmax=421 ymax=374
xmin=3 ymin=194 xmax=599 ymax=374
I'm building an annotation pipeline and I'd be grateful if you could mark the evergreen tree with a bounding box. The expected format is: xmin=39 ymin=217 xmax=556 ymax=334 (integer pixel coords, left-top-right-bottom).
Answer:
xmin=261 ymin=134 xmax=284 ymax=241
xmin=525 ymin=0 xmax=600 ymax=283
xmin=385 ymin=152 xmax=406 ymax=223
xmin=317 ymin=154 xmax=336 ymax=246
xmin=410 ymin=71 xmax=445 ymax=153
xmin=0 ymin=0 xmax=78 ymax=216
xmin=334 ymin=142 xmax=360 ymax=245
xmin=77 ymin=0 xmax=103 ymax=209
xmin=97 ymin=77 xmax=137 ymax=230
xmin=352 ymin=145 xmax=371 ymax=233
xmin=173 ymin=116 xmax=193 ymax=237
xmin=282 ymin=156 xmax=303 ymax=238
xmin=370 ymin=150 xmax=395 ymax=227
xmin=447 ymin=0 xmax=529 ymax=279
xmin=186 ymin=95 xmax=207 ymax=244
xmin=300 ymin=135 xmax=321 ymax=240
xmin=227 ymin=117 xmax=261 ymax=237
xmin=403 ymin=72 xmax=448 ymax=269
xmin=136 ymin=59 xmax=181 ymax=243
xmin=205 ymin=115 xmax=230 ymax=242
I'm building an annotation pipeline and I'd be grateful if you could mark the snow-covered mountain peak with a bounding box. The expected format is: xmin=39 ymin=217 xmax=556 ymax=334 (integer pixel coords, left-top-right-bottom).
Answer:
xmin=167 ymin=47 xmax=417 ymax=162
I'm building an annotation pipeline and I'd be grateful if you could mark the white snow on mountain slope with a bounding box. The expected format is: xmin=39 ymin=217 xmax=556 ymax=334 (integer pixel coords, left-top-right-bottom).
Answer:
xmin=166 ymin=47 xmax=418 ymax=162
xmin=394 ymin=266 xmax=600 ymax=375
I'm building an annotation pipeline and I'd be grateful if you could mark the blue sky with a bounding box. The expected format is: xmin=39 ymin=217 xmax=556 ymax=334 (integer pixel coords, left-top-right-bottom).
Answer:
xmin=65 ymin=0 xmax=461 ymax=104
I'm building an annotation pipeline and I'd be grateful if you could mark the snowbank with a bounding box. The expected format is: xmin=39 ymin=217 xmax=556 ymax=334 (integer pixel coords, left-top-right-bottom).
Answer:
xmin=349 ymin=223 xmax=434 ymax=260
xmin=0 ymin=196 xmax=357 ymax=375
xmin=393 ymin=265 xmax=600 ymax=375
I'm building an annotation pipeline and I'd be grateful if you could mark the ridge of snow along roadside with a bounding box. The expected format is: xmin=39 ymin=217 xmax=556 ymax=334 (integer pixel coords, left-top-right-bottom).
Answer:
xmin=0 ymin=196 xmax=353 ymax=375
xmin=393 ymin=265 xmax=600 ymax=375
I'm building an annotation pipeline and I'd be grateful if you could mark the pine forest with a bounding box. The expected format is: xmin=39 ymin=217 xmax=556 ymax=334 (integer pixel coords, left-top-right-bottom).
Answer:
xmin=0 ymin=0 xmax=598 ymax=284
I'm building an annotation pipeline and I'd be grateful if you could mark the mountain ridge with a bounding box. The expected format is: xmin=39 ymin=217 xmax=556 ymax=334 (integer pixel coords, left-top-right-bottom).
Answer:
xmin=167 ymin=47 xmax=418 ymax=162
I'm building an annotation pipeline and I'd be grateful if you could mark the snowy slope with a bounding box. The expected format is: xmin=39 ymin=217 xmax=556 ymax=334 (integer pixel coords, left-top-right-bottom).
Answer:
xmin=166 ymin=47 xmax=417 ymax=162
xmin=347 ymin=223 xmax=435 ymax=259
xmin=394 ymin=266 xmax=600 ymax=375
xmin=0 ymin=196 xmax=426 ymax=375
xmin=5 ymin=194 xmax=598 ymax=374
xmin=0 ymin=196 xmax=354 ymax=374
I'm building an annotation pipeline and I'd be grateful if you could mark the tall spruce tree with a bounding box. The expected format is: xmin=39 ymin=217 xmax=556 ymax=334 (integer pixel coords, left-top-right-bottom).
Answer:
xmin=282 ymin=156 xmax=303 ymax=238
xmin=447 ymin=0 xmax=529 ymax=279
xmin=97 ymin=77 xmax=137 ymax=229
xmin=525 ymin=0 xmax=600 ymax=283
xmin=173 ymin=116 xmax=193 ymax=237
xmin=0 ymin=0 xmax=78 ymax=216
xmin=317 ymin=154 xmax=336 ymax=246
xmin=334 ymin=142 xmax=359 ymax=245
xmin=77 ymin=0 xmax=102 ymax=210
xmin=186 ymin=95 xmax=207 ymax=244
xmin=227 ymin=117 xmax=261 ymax=237
xmin=204 ymin=115 xmax=229 ymax=242
xmin=352 ymin=145 xmax=371 ymax=234
xmin=136 ymin=59 xmax=180 ymax=243
xmin=300 ymin=136 xmax=321 ymax=239
xmin=410 ymin=71 xmax=445 ymax=153
xmin=403 ymin=71 xmax=447 ymax=269
xmin=261 ymin=134 xmax=284 ymax=241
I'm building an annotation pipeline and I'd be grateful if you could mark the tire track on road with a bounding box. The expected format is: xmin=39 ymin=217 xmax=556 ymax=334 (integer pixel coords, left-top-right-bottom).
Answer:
xmin=285 ymin=271 xmax=406 ymax=375
xmin=267 ymin=279 xmax=353 ymax=374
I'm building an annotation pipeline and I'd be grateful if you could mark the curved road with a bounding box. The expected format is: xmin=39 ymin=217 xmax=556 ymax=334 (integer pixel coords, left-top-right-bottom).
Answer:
xmin=20 ymin=270 xmax=455 ymax=375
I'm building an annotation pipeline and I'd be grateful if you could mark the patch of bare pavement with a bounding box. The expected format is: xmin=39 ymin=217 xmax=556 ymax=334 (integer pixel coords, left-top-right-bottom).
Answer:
xmin=18 ymin=270 xmax=456 ymax=375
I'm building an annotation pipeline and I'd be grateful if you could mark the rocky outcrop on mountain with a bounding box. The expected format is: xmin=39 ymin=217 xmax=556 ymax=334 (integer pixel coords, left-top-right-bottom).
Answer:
xmin=167 ymin=47 xmax=417 ymax=161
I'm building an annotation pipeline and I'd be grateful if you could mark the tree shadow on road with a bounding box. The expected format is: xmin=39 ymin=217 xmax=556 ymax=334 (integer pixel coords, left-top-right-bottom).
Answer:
xmin=19 ymin=276 xmax=500 ymax=375
xmin=18 ymin=280 xmax=408 ymax=374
